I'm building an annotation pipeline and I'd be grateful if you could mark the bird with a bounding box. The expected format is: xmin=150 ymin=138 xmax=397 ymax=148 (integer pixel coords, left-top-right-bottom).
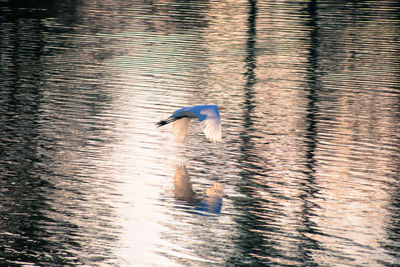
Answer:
xmin=156 ymin=105 xmax=224 ymax=142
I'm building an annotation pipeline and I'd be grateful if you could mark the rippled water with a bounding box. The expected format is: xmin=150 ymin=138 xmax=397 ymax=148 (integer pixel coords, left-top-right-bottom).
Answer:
xmin=1 ymin=0 xmax=400 ymax=266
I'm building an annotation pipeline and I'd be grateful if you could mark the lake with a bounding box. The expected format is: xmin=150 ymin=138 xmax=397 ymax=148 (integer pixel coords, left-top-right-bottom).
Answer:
xmin=1 ymin=0 xmax=400 ymax=266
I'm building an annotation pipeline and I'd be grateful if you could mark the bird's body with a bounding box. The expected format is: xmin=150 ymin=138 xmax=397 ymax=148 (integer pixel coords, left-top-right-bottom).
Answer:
xmin=157 ymin=105 xmax=223 ymax=142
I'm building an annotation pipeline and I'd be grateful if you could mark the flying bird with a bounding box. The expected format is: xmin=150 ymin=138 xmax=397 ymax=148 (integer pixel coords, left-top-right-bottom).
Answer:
xmin=156 ymin=105 xmax=224 ymax=142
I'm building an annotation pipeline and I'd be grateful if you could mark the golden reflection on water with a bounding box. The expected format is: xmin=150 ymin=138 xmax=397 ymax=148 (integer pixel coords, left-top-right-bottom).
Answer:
xmin=174 ymin=165 xmax=223 ymax=214
xmin=174 ymin=165 xmax=195 ymax=202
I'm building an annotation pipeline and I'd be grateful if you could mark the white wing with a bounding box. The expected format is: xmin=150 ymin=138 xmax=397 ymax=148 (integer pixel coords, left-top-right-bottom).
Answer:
xmin=199 ymin=109 xmax=221 ymax=142
xmin=172 ymin=117 xmax=191 ymax=143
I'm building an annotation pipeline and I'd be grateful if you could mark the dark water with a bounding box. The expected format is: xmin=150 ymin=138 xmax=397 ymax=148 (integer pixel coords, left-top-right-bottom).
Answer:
xmin=1 ymin=0 xmax=400 ymax=266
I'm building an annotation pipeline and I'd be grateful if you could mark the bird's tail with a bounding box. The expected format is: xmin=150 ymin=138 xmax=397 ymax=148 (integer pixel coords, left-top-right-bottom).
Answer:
xmin=156 ymin=117 xmax=177 ymax=127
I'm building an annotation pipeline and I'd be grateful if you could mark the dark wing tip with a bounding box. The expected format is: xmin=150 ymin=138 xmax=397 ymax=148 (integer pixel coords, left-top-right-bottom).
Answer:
xmin=156 ymin=120 xmax=167 ymax=127
xmin=156 ymin=117 xmax=178 ymax=127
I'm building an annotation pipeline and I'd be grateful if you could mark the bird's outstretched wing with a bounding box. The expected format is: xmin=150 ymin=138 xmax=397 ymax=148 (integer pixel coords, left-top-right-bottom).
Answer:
xmin=172 ymin=117 xmax=191 ymax=143
xmin=199 ymin=108 xmax=221 ymax=142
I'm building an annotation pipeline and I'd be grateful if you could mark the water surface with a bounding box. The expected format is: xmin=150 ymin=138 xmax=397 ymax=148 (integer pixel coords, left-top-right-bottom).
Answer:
xmin=1 ymin=0 xmax=400 ymax=266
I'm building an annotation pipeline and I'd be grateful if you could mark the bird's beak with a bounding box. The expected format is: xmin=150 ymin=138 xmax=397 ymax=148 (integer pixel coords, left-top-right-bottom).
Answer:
xmin=219 ymin=107 xmax=227 ymax=111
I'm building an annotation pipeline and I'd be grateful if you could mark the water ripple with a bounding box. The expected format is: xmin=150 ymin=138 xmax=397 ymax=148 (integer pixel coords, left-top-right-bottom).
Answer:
xmin=1 ymin=0 xmax=400 ymax=266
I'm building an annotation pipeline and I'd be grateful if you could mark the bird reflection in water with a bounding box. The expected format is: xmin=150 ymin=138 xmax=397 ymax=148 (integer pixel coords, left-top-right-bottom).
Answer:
xmin=174 ymin=165 xmax=223 ymax=215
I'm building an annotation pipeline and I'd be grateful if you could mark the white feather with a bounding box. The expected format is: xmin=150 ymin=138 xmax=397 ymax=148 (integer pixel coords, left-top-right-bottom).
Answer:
xmin=172 ymin=117 xmax=191 ymax=143
xmin=199 ymin=109 xmax=221 ymax=142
